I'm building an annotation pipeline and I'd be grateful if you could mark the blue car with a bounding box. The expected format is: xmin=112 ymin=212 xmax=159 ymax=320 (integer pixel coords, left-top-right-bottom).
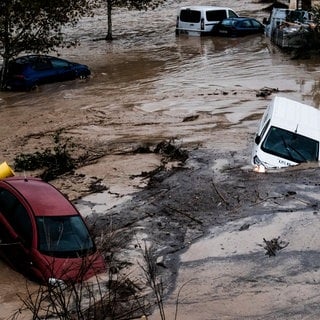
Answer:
xmin=213 ymin=17 xmax=265 ymax=37
xmin=4 ymin=55 xmax=91 ymax=91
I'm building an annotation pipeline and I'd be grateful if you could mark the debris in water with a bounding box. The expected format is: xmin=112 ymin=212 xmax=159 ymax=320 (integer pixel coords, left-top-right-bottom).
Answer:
xmin=256 ymin=87 xmax=279 ymax=98
xmin=263 ymin=236 xmax=289 ymax=256
xmin=154 ymin=139 xmax=188 ymax=163
xmin=239 ymin=223 xmax=250 ymax=231
xmin=182 ymin=115 xmax=199 ymax=122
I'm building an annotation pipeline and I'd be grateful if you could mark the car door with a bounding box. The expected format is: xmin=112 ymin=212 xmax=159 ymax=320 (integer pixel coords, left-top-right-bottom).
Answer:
xmin=32 ymin=57 xmax=58 ymax=84
xmin=217 ymin=19 xmax=233 ymax=36
xmin=0 ymin=188 xmax=34 ymax=273
xmin=50 ymin=57 xmax=76 ymax=81
xmin=238 ymin=19 xmax=262 ymax=36
xmin=237 ymin=20 xmax=253 ymax=36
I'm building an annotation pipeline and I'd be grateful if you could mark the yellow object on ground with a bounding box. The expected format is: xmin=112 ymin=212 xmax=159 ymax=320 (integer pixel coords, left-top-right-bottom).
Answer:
xmin=0 ymin=161 xmax=15 ymax=179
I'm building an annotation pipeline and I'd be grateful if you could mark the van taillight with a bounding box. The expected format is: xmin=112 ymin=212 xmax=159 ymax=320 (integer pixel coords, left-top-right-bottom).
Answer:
xmin=176 ymin=16 xmax=179 ymax=28
xmin=201 ymin=18 xmax=204 ymax=30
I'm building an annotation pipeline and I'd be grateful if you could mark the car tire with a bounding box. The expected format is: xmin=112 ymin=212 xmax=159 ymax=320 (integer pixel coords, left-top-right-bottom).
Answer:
xmin=79 ymin=74 xmax=89 ymax=80
xmin=28 ymin=81 xmax=39 ymax=91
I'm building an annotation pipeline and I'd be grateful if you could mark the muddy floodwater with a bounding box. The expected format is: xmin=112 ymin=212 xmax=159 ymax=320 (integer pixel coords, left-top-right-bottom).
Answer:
xmin=1 ymin=0 xmax=320 ymax=319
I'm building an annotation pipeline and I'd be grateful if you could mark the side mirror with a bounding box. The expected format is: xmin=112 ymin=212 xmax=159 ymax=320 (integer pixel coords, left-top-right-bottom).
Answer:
xmin=255 ymin=135 xmax=261 ymax=145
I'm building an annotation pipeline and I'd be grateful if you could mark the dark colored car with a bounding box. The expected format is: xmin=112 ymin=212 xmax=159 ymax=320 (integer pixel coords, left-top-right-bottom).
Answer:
xmin=4 ymin=54 xmax=91 ymax=90
xmin=213 ymin=17 xmax=265 ymax=37
xmin=0 ymin=177 xmax=105 ymax=283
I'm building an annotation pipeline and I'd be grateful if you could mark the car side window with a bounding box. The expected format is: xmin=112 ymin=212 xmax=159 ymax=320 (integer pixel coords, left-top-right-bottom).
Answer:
xmin=206 ymin=10 xmax=226 ymax=22
xmin=0 ymin=189 xmax=33 ymax=246
xmin=228 ymin=10 xmax=238 ymax=18
xmin=51 ymin=58 xmax=70 ymax=69
xmin=33 ymin=58 xmax=52 ymax=71
xmin=241 ymin=20 xmax=252 ymax=28
xmin=0 ymin=189 xmax=16 ymax=214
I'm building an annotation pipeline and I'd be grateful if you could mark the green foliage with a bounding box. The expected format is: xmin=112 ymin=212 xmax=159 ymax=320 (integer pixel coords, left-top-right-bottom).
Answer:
xmin=0 ymin=0 xmax=100 ymax=89
xmin=13 ymin=132 xmax=75 ymax=181
xmin=0 ymin=0 xmax=98 ymax=56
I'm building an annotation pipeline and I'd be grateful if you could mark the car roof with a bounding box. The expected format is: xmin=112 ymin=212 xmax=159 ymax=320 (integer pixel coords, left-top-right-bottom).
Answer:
xmin=13 ymin=54 xmax=48 ymax=62
xmin=220 ymin=17 xmax=261 ymax=25
xmin=269 ymin=96 xmax=320 ymax=140
xmin=179 ymin=6 xmax=234 ymax=11
xmin=0 ymin=177 xmax=78 ymax=217
xmin=12 ymin=55 xmax=63 ymax=65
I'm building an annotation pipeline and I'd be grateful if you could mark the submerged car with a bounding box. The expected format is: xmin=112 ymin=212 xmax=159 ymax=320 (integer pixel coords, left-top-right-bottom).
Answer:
xmin=252 ymin=96 xmax=320 ymax=170
xmin=4 ymin=54 xmax=91 ymax=90
xmin=0 ymin=177 xmax=105 ymax=283
xmin=213 ymin=17 xmax=265 ymax=37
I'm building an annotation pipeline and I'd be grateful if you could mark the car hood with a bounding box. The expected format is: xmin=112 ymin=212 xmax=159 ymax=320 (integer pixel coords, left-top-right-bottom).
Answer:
xmin=31 ymin=249 xmax=106 ymax=283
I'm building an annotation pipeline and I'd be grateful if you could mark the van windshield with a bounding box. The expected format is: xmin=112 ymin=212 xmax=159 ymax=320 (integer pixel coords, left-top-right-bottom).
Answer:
xmin=180 ymin=10 xmax=201 ymax=23
xmin=261 ymin=126 xmax=319 ymax=163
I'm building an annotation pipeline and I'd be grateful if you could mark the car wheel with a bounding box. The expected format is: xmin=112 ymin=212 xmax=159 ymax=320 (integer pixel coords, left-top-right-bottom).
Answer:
xmin=79 ymin=74 xmax=88 ymax=80
xmin=29 ymin=81 xmax=39 ymax=91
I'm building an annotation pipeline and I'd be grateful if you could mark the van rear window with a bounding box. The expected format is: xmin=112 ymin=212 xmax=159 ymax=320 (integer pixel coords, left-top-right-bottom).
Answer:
xmin=261 ymin=126 xmax=319 ymax=163
xmin=180 ymin=10 xmax=201 ymax=23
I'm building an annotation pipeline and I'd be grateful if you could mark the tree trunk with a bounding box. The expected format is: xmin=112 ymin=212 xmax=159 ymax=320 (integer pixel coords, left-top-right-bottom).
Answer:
xmin=0 ymin=14 xmax=10 ymax=91
xmin=105 ymin=0 xmax=113 ymax=40
xmin=0 ymin=62 xmax=7 ymax=91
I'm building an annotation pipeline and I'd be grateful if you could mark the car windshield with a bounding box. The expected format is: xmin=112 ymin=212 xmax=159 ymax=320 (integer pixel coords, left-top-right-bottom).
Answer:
xmin=261 ymin=126 xmax=319 ymax=163
xmin=36 ymin=216 xmax=95 ymax=258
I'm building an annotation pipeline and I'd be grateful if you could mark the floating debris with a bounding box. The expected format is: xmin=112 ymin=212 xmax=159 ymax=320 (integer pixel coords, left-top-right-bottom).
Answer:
xmin=154 ymin=139 xmax=188 ymax=163
xmin=256 ymin=87 xmax=279 ymax=98
xmin=263 ymin=236 xmax=289 ymax=257
xmin=239 ymin=223 xmax=250 ymax=231
xmin=182 ymin=115 xmax=199 ymax=122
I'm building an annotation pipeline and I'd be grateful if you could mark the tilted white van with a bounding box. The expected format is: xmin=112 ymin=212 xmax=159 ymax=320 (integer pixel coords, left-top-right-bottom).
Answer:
xmin=264 ymin=8 xmax=313 ymax=38
xmin=175 ymin=6 xmax=238 ymax=36
xmin=252 ymin=96 xmax=320 ymax=169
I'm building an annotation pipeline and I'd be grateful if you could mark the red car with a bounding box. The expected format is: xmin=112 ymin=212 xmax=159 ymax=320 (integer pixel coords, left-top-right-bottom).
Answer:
xmin=0 ymin=177 xmax=105 ymax=283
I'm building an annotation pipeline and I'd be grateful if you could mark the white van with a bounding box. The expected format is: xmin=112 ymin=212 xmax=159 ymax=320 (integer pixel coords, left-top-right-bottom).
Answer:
xmin=251 ymin=96 xmax=320 ymax=169
xmin=176 ymin=6 xmax=239 ymax=36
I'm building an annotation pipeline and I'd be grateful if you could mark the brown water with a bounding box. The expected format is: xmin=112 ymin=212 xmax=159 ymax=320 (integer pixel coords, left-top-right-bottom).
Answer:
xmin=1 ymin=0 xmax=320 ymax=318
